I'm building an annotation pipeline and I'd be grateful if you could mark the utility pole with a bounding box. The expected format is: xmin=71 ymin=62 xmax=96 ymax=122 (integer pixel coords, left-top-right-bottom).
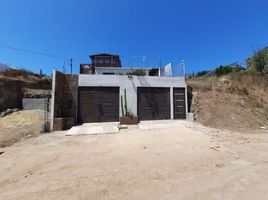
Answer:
xmin=70 ymin=58 xmax=73 ymax=74
xmin=158 ymin=57 xmax=162 ymax=68
xmin=63 ymin=61 xmax=66 ymax=73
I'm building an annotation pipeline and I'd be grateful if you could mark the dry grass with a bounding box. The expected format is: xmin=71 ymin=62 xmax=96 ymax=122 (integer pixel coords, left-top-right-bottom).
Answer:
xmin=0 ymin=69 xmax=41 ymax=79
xmin=229 ymin=73 xmax=268 ymax=91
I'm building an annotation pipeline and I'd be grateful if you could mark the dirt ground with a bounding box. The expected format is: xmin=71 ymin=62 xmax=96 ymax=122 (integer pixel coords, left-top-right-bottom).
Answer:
xmin=0 ymin=110 xmax=45 ymax=147
xmin=1 ymin=121 xmax=268 ymax=200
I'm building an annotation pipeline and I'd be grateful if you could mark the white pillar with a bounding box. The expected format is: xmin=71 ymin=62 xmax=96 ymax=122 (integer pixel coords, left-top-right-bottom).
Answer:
xmin=50 ymin=70 xmax=56 ymax=132
xmin=185 ymin=86 xmax=188 ymax=115
xmin=119 ymin=86 xmax=124 ymax=117
xmin=170 ymin=87 xmax=174 ymax=119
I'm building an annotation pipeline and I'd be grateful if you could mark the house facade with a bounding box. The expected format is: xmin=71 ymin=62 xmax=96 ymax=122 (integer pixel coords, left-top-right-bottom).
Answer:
xmin=50 ymin=54 xmax=188 ymax=131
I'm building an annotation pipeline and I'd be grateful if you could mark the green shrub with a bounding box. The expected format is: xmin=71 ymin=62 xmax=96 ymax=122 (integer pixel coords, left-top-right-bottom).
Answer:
xmin=248 ymin=48 xmax=268 ymax=74
xmin=215 ymin=66 xmax=233 ymax=76
xmin=127 ymin=69 xmax=146 ymax=76
xmin=187 ymin=70 xmax=209 ymax=78
xmin=187 ymin=72 xmax=195 ymax=79
xmin=196 ymin=70 xmax=209 ymax=77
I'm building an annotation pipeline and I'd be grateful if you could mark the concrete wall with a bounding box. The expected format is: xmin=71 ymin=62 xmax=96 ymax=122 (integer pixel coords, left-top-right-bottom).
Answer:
xmin=50 ymin=71 xmax=78 ymax=131
xmin=79 ymin=75 xmax=187 ymax=119
xmin=23 ymin=98 xmax=50 ymax=111
xmin=64 ymin=75 xmax=79 ymax=121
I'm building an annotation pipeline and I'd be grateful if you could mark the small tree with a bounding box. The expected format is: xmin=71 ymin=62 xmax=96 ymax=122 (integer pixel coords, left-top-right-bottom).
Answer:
xmin=248 ymin=48 xmax=268 ymax=74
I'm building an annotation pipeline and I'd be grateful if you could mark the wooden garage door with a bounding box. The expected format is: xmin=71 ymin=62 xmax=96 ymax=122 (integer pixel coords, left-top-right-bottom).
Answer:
xmin=138 ymin=87 xmax=170 ymax=121
xmin=78 ymin=87 xmax=119 ymax=123
xmin=173 ymin=88 xmax=186 ymax=119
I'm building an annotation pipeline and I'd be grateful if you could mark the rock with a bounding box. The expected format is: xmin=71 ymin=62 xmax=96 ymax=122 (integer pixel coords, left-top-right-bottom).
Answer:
xmin=210 ymin=146 xmax=217 ymax=151
xmin=1 ymin=108 xmax=20 ymax=117
xmin=25 ymin=134 xmax=33 ymax=138
xmin=210 ymin=145 xmax=220 ymax=151
xmin=215 ymin=163 xmax=224 ymax=168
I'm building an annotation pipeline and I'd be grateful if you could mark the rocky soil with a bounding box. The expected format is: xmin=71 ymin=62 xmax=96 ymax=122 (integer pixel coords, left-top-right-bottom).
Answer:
xmin=187 ymin=74 xmax=268 ymax=133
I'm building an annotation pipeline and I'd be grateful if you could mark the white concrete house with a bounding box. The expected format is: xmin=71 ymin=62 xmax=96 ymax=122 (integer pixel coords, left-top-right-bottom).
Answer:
xmin=50 ymin=54 xmax=188 ymax=130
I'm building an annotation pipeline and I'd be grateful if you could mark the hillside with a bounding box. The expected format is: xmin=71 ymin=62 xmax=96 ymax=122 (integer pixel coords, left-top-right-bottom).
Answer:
xmin=187 ymin=74 xmax=268 ymax=133
xmin=0 ymin=63 xmax=11 ymax=72
xmin=0 ymin=69 xmax=51 ymax=112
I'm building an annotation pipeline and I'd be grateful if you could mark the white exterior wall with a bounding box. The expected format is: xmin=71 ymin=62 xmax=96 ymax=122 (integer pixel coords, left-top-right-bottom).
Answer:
xmin=79 ymin=75 xmax=187 ymax=118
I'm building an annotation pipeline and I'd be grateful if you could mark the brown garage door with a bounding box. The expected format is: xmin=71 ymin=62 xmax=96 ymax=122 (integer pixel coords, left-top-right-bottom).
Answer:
xmin=138 ymin=87 xmax=170 ymax=121
xmin=173 ymin=88 xmax=186 ymax=119
xmin=78 ymin=87 xmax=119 ymax=123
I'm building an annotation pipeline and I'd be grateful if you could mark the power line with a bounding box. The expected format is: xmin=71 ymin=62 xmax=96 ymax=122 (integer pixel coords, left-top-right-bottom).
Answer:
xmin=0 ymin=44 xmax=74 ymax=74
xmin=0 ymin=44 xmax=69 ymax=60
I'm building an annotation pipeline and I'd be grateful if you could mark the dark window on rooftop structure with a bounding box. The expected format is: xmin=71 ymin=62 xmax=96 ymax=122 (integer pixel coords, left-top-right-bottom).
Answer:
xmin=98 ymin=60 xmax=104 ymax=64
xmin=105 ymin=60 xmax=110 ymax=64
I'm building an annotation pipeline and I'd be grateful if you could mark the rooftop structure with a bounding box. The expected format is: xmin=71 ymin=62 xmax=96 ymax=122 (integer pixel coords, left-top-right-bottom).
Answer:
xmin=80 ymin=53 xmax=122 ymax=74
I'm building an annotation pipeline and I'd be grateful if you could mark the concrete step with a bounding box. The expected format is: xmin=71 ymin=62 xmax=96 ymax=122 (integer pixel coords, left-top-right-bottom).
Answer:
xmin=66 ymin=122 xmax=119 ymax=136
xmin=139 ymin=120 xmax=187 ymax=130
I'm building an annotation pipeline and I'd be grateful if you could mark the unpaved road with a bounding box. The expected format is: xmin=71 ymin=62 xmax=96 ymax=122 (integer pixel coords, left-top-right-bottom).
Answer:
xmin=1 ymin=121 xmax=268 ymax=200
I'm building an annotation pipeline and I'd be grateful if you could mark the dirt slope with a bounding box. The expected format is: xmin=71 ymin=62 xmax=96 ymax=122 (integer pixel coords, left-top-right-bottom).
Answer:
xmin=0 ymin=69 xmax=51 ymax=112
xmin=0 ymin=110 xmax=45 ymax=147
xmin=187 ymin=74 xmax=268 ymax=132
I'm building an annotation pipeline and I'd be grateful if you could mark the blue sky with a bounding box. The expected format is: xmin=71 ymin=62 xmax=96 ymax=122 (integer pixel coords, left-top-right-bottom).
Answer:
xmin=1 ymin=0 xmax=268 ymax=74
